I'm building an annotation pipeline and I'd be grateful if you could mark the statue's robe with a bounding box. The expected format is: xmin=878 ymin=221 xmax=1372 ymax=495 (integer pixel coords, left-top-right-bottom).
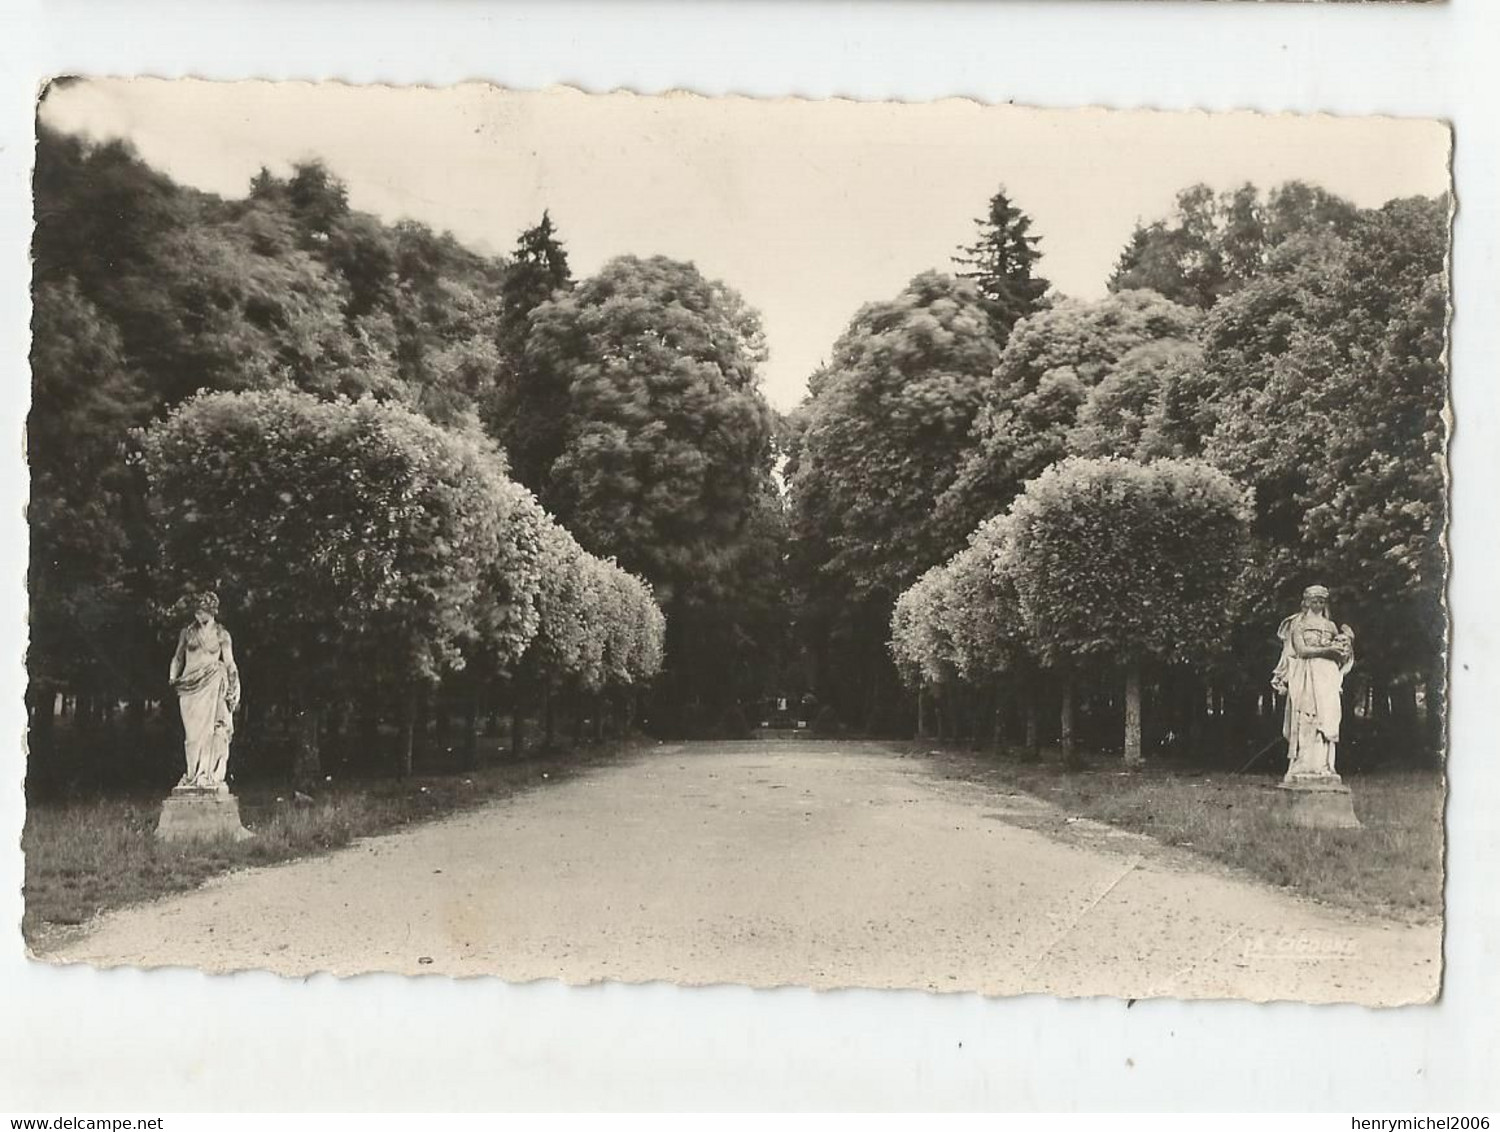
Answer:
xmin=1272 ymin=612 xmax=1351 ymax=780
xmin=171 ymin=625 xmax=238 ymax=788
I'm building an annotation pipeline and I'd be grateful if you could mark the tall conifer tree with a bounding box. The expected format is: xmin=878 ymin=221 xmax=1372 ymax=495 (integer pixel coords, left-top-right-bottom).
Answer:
xmin=952 ymin=188 xmax=1050 ymax=340
xmin=489 ymin=212 xmax=575 ymax=495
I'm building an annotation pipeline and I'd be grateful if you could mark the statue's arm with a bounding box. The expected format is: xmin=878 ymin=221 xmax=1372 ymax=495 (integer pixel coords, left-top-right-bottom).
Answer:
xmin=1290 ymin=624 xmax=1345 ymax=661
xmin=1271 ymin=616 xmax=1295 ymax=691
xmin=221 ymin=629 xmax=241 ymax=710
xmin=1270 ymin=649 xmax=1290 ymax=692
xmin=168 ymin=628 xmax=187 ymax=683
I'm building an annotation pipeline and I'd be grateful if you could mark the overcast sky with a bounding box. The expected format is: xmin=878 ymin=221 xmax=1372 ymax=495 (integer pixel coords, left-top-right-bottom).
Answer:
xmin=39 ymin=79 xmax=1450 ymax=410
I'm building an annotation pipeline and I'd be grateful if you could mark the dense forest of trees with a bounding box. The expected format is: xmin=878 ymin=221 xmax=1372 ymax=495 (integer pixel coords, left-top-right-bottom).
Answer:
xmin=26 ymin=126 xmax=776 ymax=789
xmin=28 ymin=125 xmax=1449 ymax=788
xmin=866 ymin=186 xmax=1450 ymax=767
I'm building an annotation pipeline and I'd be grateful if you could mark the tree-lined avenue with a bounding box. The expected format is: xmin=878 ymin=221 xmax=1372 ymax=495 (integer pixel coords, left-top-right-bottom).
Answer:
xmin=49 ymin=740 xmax=1439 ymax=1004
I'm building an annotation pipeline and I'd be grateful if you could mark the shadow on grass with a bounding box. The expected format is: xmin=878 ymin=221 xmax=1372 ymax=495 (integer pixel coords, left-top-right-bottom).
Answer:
xmin=918 ymin=743 xmax=1445 ymax=925
xmin=22 ymin=740 xmax=642 ymax=949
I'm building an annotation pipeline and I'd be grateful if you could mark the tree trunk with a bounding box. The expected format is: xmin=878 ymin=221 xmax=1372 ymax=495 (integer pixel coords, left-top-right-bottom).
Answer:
xmin=434 ymin=688 xmax=452 ymax=744
xmin=1158 ymin=666 xmax=1177 ymax=743
xmin=510 ymin=705 xmax=525 ymax=759
xmin=542 ymin=683 xmax=556 ymax=750
xmin=510 ymin=693 xmax=526 ymax=759
xmin=1186 ymin=675 xmax=1205 ymax=754
xmin=125 ymin=698 xmax=147 ymax=743
xmin=411 ymin=689 xmax=430 ymax=766
xmin=861 ymin=645 xmax=883 ymax=735
xmin=571 ymin=691 xmax=585 ymax=745
xmin=356 ymin=704 xmax=380 ymax=772
xmin=1424 ymin=672 xmax=1446 ymax=761
xmin=1124 ymin=659 xmax=1144 ymax=767
xmin=26 ymin=683 xmax=55 ymax=755
xmin=322 ymin=700 xmax=346 ymax=765
xmin=991 ymin=677 xmax=1006 ymax=753
xmin=461 ymin=683 xmax=480 ymax=770
xmin=1019 ymin=665 xmax=1040 ymax=762
xmin=1061 ymin=676 xmax=1079 ymax=769
xmin=291 ymin=702 xmax=322 ymax=792
xmin=917 ymin=685 xmax=929 ymax=741
xmin=397 ymin=688 xmax=416 ymax=779
xmin=1226 ymin=686 xmax=1254 ymax=740
xmin=1393 ymin=682 xmax=1418 ymax=724
xmin=77 ymin=692 xmax=98 ymax=733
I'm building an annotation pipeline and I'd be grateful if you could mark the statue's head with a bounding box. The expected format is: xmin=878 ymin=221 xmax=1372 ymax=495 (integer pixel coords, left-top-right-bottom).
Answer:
xmin=187 ymin=590 xmax=220 ymax=625
xmin=1301 ymin=584 xmax=1330 ymax=616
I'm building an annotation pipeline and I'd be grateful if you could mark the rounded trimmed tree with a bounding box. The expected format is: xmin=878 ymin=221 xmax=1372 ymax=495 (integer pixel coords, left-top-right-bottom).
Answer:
xmin=890 ymin=563 xmax=960 ymax=738
xmin=999 ymin=456 xmax=1251 ymax=765
xmin=139 ymin=389 xmax=525 ymax=783
xmin=890 ymin=517 xmax=1034 ymax=748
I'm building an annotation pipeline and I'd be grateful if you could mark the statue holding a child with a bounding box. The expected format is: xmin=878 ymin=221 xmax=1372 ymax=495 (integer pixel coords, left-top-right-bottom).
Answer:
xmin=1271 ymin=584 xmax=1355 ymax=784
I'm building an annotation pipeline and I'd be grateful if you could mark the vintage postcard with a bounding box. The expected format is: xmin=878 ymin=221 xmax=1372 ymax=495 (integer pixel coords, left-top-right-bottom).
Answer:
xmin=23 ymin=80 xmax=1450 ymax=1006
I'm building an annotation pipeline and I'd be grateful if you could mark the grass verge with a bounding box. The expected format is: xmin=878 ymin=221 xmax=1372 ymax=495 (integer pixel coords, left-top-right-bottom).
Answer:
xmin=924 ymin=744 xmax=1444 ymax=924
xmin=22 ymin=741 xmax=638 ymax=949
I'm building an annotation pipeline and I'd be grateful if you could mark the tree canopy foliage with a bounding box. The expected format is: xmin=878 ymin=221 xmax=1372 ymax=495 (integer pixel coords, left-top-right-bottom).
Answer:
xmin=791 ymin=271 xmax=1003 ymax=602
xmin=28 ymin=279 xmax=153 ymax=702
xmin=889 ymin=517 xmax=1026 ymax=692
xmin=786 ymin=271 xmax=1004 ymax=730
xmin=140 ymin=391 xmax=507 ymax=690
xmin=1108 ymin=181 xmax=1360 ymax=310
xmin=1198 ymin=196 xmax=1450 ymax=685
xmin=29 ymin=129 xmax=687 ymax=778
xmin=29 ymin=130 xmax=510 ymax=715
xmin=527 ymin=254 xmax=774 ymax=600
xmin=858 ymin=180 xmax=1445 ymax=763
xmin=29 ymin=124 xmax=1450 ymax=776
xmin=139 ymin=390 xmax=664 ymax=776
xmin=896 ymin=457 xmax=1250 ymax=763
xmin=937 ymin=288 xmax=1201 ymax=543
xmin=520 ymin=255 xmax=783 ymax=730
xmin=999 ymin=457 xmax=1251 ymax=671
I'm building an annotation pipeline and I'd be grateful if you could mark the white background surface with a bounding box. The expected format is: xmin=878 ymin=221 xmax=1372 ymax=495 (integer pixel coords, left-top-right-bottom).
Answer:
xmin=1 ymin=0 xmax=1497 ymax=1112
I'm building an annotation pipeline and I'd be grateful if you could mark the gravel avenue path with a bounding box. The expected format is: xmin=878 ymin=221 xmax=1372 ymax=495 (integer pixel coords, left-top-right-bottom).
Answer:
xmin=46 ymin=740 xmax=1440 ymax=1003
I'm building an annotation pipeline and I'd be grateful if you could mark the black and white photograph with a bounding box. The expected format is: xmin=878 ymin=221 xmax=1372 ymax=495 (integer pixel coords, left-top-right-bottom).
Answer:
xmin=21 ymin=81 xmax=1451 ymax=1008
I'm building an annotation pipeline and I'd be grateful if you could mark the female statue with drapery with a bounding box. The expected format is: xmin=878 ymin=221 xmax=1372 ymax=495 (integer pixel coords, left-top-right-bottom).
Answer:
xmin=1271 ymin=584 xmax=1354 ymax=782
xmin=168 ymin=591 xmax=241 ymax=790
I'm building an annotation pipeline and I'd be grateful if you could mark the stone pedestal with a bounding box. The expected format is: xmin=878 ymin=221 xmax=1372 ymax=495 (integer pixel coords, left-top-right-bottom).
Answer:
xmin=155 ymin=785 xmax=254 ymax=843
xmin=1276 ymin=774 xmax=1361 ymax=830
